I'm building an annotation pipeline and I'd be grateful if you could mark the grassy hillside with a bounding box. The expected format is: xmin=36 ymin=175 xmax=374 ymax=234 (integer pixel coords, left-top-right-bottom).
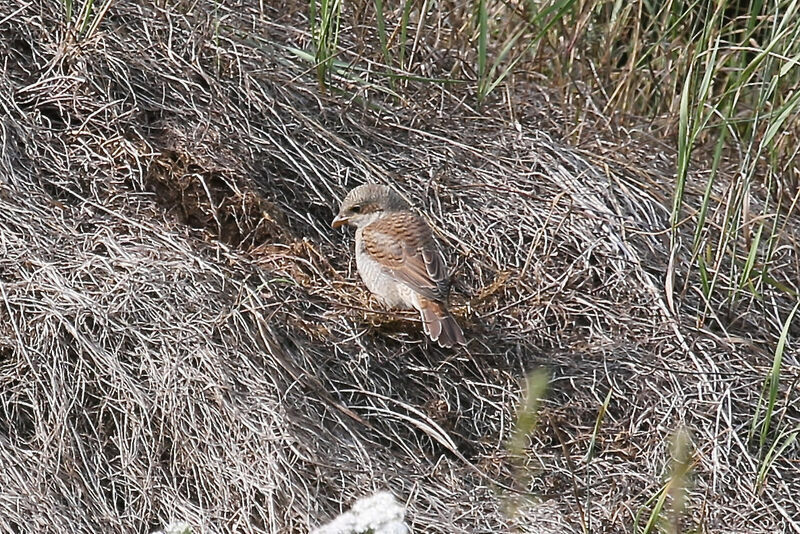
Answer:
xmin=0 ymin=0 xmax=798 ymax=532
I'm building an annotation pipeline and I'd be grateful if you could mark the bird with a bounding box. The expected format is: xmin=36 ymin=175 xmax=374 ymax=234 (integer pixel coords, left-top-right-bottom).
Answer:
xmin=331 ymin=184 xmax=466 ymax=348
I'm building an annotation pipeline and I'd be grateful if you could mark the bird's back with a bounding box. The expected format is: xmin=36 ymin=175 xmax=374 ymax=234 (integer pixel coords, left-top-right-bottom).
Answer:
xmin=360 ymin=211 xmax=450 ymax=302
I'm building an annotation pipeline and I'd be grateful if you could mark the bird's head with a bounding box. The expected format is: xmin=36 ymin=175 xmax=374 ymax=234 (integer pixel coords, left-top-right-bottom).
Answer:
xmin=331 ymin=184 xmax=409 ymax=230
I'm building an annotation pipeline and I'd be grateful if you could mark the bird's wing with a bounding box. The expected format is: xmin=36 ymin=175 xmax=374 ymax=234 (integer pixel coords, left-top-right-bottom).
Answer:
xmin=362 ymin=212 xmax=449 ymax=301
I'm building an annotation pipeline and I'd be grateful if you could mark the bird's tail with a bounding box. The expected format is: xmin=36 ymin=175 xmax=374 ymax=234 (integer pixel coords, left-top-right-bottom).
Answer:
xmin=417 ymin=298 xmax=466 ymax=348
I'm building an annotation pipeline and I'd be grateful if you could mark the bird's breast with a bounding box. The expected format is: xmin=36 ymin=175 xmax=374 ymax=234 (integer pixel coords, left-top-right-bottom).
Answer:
xmin=355 ymin=230 xmax=415 ymax=309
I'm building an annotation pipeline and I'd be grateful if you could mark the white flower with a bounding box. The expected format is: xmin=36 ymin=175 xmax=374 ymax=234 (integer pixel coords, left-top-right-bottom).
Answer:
xmin=313 ymin=491 xmax=408 ymax=534
xmin=152 ymin=521 xmax=192 ymax=534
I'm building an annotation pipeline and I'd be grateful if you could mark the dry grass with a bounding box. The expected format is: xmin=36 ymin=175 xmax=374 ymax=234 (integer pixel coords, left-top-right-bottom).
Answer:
xmin=0 ymin=1 xmax=798 ymax=533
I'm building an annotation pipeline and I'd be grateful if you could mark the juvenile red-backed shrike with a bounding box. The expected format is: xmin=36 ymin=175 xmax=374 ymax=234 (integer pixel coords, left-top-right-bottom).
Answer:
xmin=332 ymin=184 xmax=466 ymax=348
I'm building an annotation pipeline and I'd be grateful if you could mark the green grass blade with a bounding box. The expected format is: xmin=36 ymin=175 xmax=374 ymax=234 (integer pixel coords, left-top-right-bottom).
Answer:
xmin=637 ymin=428 xmax=693 ymax=534
xmin=398 ymin=0 xmax=414 ymax=69
xmin=672 ymin=61 xmax=694 ymax=241
xmin=738 ymin=223 xmax=763 ymax=293
xmin=373 ymin=0 xmax=392 ymax=67
xmin=763 ymin=90 xmax=800 ymax=148
xmin=756 ymin=427 xmax=799 ymax=492
xmin=585 ymin=388 xmax=612 ymax=463
xmin=476 ymin=0 xmax=488 ymax=102
xmin=758 ymin=301 xmax=800 ymax=451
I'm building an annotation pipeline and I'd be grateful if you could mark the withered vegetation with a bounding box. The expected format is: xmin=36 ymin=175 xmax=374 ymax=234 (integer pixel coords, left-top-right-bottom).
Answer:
xmin=0 ymin=1 xmax=798 ymax=533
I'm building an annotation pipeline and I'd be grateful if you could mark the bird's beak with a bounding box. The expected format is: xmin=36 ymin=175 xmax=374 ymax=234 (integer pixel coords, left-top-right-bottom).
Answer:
xmin=331 ymin=213 xmax=348 ymax=229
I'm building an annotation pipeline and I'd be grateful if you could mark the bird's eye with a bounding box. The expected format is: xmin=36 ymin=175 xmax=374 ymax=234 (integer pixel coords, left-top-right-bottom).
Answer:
xmin=350 ymin=205 xmax=362 ymax=214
